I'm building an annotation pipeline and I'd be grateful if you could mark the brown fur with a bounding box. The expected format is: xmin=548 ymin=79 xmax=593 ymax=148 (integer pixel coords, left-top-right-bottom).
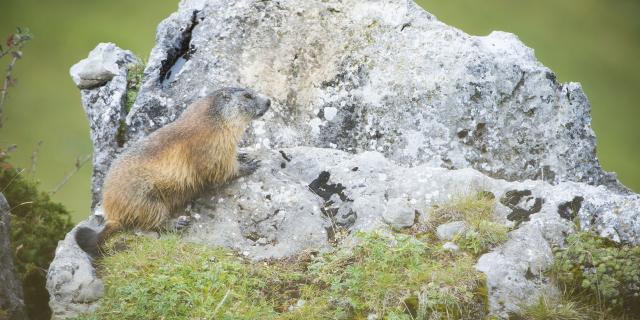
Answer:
xmin=103 ymin=99 xmax=247 ymax=231
xmin=75 ymin=88 xmax=270 ymax=256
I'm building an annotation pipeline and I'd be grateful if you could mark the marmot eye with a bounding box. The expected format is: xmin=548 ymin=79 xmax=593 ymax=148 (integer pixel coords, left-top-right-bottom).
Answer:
xmin=243 ymin=92 xmax=253 ymax=99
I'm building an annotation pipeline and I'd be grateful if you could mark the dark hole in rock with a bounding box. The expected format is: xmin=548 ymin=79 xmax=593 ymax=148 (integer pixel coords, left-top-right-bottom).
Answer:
xmin=279 ymin=150 xmax=292 ymax=162
xmin=500 ymin=190 xmax=532 ymax=208
xmin=557 ymin=196 xmax=584 ymax=221
xmin=280 ymin=162 xmax=286 ymax=169
xmin=457 ymin=129 xmax=469 ymax=139
xmin=501 ymin=190 xmax=544 ymax=226
xmin=308 ymin=171 xmax=348 ymax=202
xmin=524 ymin=267 xmax=536 ymax=280
xmin=534 ymin=165 xmax=557 ymax=183
xmin=351 ymin=167 xmax=359 ymax=172
xmin=475 ymin=122 xmax=487 ymax=136
xmin=159 ymin=10 xmax=200 ymax=82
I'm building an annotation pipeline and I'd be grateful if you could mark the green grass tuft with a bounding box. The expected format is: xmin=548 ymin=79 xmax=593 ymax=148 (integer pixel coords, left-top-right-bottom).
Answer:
xmin=77 ymin=230 xmax=491 ymax=320
xmin=517 ymin=295 xmax=592 ymax=320
xmin=428 ymin=192 xmax=509 ymax=255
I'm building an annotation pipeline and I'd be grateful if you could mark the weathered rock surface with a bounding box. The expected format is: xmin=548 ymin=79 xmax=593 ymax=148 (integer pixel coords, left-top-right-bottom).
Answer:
xmin=123 ymin=0 xmax=622 ymax=192
xmin=70 ymin=43 xmax=141 ymax=209
xmin=48 ymin=0 xmax=640 ymax=318
xmin=0 ymin=193 xmax=28 ymax=320
xmin=46 ymin=216 xmax=104 ymax=320
xmin=436 ymin=221 xmax=467 ymax=241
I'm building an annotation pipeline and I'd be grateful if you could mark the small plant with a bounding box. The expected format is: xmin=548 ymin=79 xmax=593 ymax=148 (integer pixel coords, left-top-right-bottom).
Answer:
xmin=550 ymin=231 xmax=640 ymax=316
xmin=124 ymin=62 xmax=144 ymax=113
xmin=0 ymin=27 xmax=33 ymax=127
xmin=117 ymin=62 xmax=145 ymax=147
xmin=517 ymin=295 xmax=591 ymax=320
xmin=429 ymin=192 xmax=509 ymax=255
xmin=1 ymin=150 xmax=73 ymax=320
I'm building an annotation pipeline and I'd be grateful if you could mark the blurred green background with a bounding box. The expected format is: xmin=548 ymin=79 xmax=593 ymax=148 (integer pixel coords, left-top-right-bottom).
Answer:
xmin=0 ymin=0 xmax=638 ymax=222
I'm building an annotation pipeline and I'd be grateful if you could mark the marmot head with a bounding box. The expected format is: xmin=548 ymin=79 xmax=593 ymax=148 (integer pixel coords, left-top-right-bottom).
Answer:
xmin=207 ymin=87 xmax=270 ymax=124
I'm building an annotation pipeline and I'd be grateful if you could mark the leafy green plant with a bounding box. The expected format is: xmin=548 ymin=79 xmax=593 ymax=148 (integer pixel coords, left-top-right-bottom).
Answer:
xmin=0 ymin=151 xmax=74 ymax=320
xmin=550 ymin=231 xmax=640 ymax=315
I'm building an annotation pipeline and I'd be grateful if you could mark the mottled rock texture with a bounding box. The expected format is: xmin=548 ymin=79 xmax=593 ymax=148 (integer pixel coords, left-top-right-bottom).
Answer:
xmin=48 ymin=0 xmax=640 ymax=318
xmin=46 ymin=216 xmax=104 ymax=320
xmin=0 ymin=193 xmax=28 ymax=320
xmin=70 ymin=43 xmax=141 ymax=209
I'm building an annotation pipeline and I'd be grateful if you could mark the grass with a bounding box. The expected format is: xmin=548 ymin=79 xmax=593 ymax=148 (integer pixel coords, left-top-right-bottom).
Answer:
xmin=77 ymin=231 xmax=492 ymax=320
xmin=517 ymin=295 xmax=592 ymax=320
xmin=77 ymin=193 xmax=518 ymax=320
xmin=427 ymin=192 xmax=509 ymax=255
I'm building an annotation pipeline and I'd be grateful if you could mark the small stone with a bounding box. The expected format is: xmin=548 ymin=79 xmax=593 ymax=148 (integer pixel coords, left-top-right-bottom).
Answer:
xmin=436 ymin=221 xmax=467 ymax=241
xmin=382 ymin=198 xmax=415 ymax=228
xmin=442 ymin=242 xmax=459 ymax=251
xmin=69 ymin=43 xmax=139 ymax=89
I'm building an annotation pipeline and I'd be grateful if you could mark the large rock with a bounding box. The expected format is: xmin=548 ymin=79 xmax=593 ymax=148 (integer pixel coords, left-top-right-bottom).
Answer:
xmin=70 ymin=43 xmax=141 ymax=209
xmin=48 ymin=0 xmax=640 ymax=318
xmin=0 ymin=193 xmax=28 ymax=320
xmin=122 ymin=0 xmax=622 ymax=192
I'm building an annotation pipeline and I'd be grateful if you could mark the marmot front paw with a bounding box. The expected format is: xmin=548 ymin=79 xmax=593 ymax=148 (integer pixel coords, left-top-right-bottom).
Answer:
xmin=237 ymin=153 xmax=261 ymax=176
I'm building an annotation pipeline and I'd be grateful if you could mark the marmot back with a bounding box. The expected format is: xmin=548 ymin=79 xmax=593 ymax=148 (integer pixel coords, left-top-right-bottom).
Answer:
xmin=75 ymin=87 xmax=270 ymax=257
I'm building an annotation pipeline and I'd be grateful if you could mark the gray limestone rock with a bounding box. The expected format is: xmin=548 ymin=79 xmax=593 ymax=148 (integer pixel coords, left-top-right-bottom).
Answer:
xmin=48 ymin=0 xmax=640 ymax=318
xmin=46 ymin=216 xmax=104 ymax=320
xmin=71 ymin=43 xmax=141 ymax=209
xmin=442 ymin=242 xmax=459 ymax=251
xmin=0 ymin=193 xmax=28 ymax=320
xmin=436 ymin=221 xmax=467 ymax=241
xmin=382 ymin=198 xmax=416 ymax=228
xmin=121 ymin=0 xmax=622 ymax=192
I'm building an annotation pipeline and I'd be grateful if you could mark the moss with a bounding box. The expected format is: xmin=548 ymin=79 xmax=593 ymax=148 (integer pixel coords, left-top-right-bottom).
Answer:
xmin=124 ymin=62 xmax=145 ymax=114
xmin=0 ymin=151 xmax=74 ymax=320
xmin=117 ymin=62 xmax=145 ymax=147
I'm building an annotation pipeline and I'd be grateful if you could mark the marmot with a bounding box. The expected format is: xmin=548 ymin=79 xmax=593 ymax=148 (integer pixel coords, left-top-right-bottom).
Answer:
xmin=76 ymin=87 xmax=270 ymax=256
